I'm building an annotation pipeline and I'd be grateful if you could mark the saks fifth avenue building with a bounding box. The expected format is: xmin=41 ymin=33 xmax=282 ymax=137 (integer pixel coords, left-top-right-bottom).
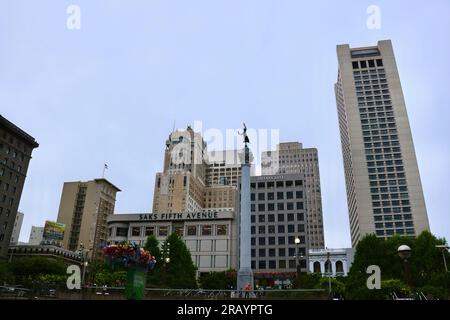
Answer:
xmin=106 ymin=211 xmax=238 ymax=275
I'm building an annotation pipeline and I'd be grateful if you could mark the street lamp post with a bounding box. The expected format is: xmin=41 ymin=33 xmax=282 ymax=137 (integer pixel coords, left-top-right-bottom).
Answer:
xmin=398 ymin=245 xmax=412 ymax=288
xmin=294 ymin=237 xmax=301 ymax=281
xmin=436 ymin=245 xmax=449 ymax=273
xmin=162 ymin=242 xmax=170 ymax=286
xmin=81 ymin=261 xmax=88 ymax=287
xmin=326 ymin=250 xmax=331 ymax=298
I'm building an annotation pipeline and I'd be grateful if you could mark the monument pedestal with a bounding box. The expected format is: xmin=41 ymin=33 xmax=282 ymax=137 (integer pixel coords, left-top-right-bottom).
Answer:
xmin=125 ymin=265 xmax=147 ymax=300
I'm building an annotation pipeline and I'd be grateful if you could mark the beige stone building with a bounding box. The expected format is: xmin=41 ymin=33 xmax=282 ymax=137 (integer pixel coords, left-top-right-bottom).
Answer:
xmin=152 ymin=126 xmax=239 ymax=214
xmin=56 ymin=178 xmax=121 ymax=259
xmin=261 ymin=142 xmax=325 ymax=249
xmin=335 ymin=40 xmax=430 ymax=247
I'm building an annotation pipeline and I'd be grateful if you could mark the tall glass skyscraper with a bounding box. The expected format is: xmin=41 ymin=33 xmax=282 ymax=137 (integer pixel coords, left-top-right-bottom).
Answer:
xmin=335 ymin=40 xmax=430 ymax=247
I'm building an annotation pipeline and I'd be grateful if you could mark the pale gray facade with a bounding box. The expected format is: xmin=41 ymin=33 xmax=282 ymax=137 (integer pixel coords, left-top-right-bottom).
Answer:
xmin=335 ymin=40 xmax=430 ymax=247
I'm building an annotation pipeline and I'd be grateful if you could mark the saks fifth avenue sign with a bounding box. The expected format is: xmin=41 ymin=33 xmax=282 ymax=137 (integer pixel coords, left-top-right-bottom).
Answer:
xmin=139 ymin=212 xmax=222 ymax=221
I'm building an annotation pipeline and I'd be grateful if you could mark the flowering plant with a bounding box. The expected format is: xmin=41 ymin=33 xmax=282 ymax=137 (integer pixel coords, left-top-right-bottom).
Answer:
xmin=102 ymin=242 xmax=156 ymax=271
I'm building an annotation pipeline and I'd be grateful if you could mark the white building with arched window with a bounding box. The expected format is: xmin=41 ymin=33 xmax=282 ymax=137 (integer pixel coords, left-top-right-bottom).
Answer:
xmin=308 ymin=248 xmax=354 ymax=277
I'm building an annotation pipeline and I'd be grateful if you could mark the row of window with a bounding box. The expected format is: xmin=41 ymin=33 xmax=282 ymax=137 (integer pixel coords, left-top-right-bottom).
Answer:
xmin=251 ymin=259 xmax=304 ymax=270
xmin=366 ymin=153 xmax=402 ymax=161
xmin=114 ymin=224 xmax=229 ymax=238
xmin=251 ymin=202 xmax=304 ymax=212
xmin=251 ymin=212 xmax=305 ymax=223
xmin=251 ymin=191 xmax=303 ymax=201
xmin=251 ymin=247 xmax=306 ymax=258
xmin=0 ymin=207 xmax=12 ymax=219
xmin=376 ymin=229 xmax=415 ymax=236
xmin=250 ymin=180 xmax=303 ymax=189
xmin=375 ymin=221 xmax=414 ymax=229
xmin=0 ymin=195 xmax=14 ymax=207
xmin=370 ymin=186 xmax=408 ymax=194
xmin=359 ymin=104 xmax=392 ymax=112
xmin=251 ymin=236 xmax=306 ymax=246
xmin=352 ymin=59 xmax=383 ymax=69
xmin=0 ymin=131 xmax=31 ymax=153
xmin=251 ymin=224 xmax=305 ymax=234
xmin=373 ymin=206 xmax=411 ymax=213
xmin=0 ymin=168 xmax=20 ymax=183
xmin=374 ymin=214 xmax=412 ymax=221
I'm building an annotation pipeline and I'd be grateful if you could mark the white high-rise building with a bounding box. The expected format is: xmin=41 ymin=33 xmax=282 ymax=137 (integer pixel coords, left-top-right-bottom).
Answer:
xmin=29 ymin=226 xmax=44 ymax=245
xmin=335 ymin=40 xmax=430 ymax=247
xmin=9 ymin=211 xmax=24 ymax=245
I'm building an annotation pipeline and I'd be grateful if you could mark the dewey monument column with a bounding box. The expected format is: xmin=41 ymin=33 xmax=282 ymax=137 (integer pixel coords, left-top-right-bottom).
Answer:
xmin=237 ymin=123 xmax=254 ymax=297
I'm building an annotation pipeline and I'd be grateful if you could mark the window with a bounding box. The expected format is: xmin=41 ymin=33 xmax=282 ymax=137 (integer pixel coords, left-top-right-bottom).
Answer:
xmin=258 ymin=215 xmax=265 ymax=223
xmin=258 ymin=204 xmax=265 ymax=212
xmin=277 ymin=203 xmax=284 ymax=210
xmin=159 ymin=226 xmax=169 ymax=237
xmin=258 ymin=261 xmax=266 ymax=269
xmin=268 ymin=214 xmax=275 ymax=222
xmin=145 ymin=226 xmax=155 ymax=236
xmin=269 ymin=260 xmax=276 ymax=269
xmin=352 ymin=61 xmax=359 ymax=69
xmin=277 ymin=192 xmax=284 ymax=200
xmin=279 ymin=260 xmax=286 ymax=269
xmin=258 ymin=226 xmax=266 ymax=234
xmin=287 ymin=192 xmax=293 ymax=199
xmin=278 ymin=237 xmax=285 ymax=245
xmin=216 ymin=225 xmax=228 ymax=236
xmin=259 ymin=249 xmax=266 ymax=257
xmin=201 ymin=225 xmax=212 ymax=236
xmin=258 ymin=193 xmax=265 ymax=201
xmin=268 ymin=203 xmax=274 ymax=211
xmin=296 ymin=202 xmax=304 ymax=210
xmin=131 ymin=227 xmax=141 ymax=236
xmin=174 ymin=226 xmax=184 ymax=237
xmin=268 ymin=237 xmax=275 ymax=245
xmin=186 ymin=225 xmax=197 ymax=236
xmin=287 ymin=203 xmax=294 ymax=210
xmin=278 ymin=225 xmax=285 ymax=233
xmin=116 ymin=227 xmax=128 ymax=237
xmin=278 ymin=214 xmax=284 ymax=222
xmin=288 ymin=248 xmax=296 ymax=257
xmin=288 ymin=225 xmax=295 ymax=233
xmin=376 ymin=59 xmax=383 ymax=67
xmin=268 ymin=225 xmax=275 ymax=234
xmin=279 ymin=248 xmax=286 ymax=256
xmin=296 ymin=191 xmax=303 ymax=198
xmin=259 ymin=237 xmax=265 ymax=245
xmin=267 ymin=192 xmax=274 ymax=200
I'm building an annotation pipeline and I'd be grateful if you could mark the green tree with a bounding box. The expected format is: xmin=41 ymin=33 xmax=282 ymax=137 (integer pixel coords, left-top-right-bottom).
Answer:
xmin=164 ymin=233 xmax=197 ymax=289
xmin=346 ymin=231 xmax=449 ymax=299
xmin=144 ymin=235 xmax=162 ymax=286
xmin=0 ymin=261 xmax=14 ymax=285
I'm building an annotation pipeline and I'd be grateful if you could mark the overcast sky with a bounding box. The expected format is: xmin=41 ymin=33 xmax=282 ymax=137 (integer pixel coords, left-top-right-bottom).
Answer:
xmin=1 ymin=0 xmax=449 ymax=246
